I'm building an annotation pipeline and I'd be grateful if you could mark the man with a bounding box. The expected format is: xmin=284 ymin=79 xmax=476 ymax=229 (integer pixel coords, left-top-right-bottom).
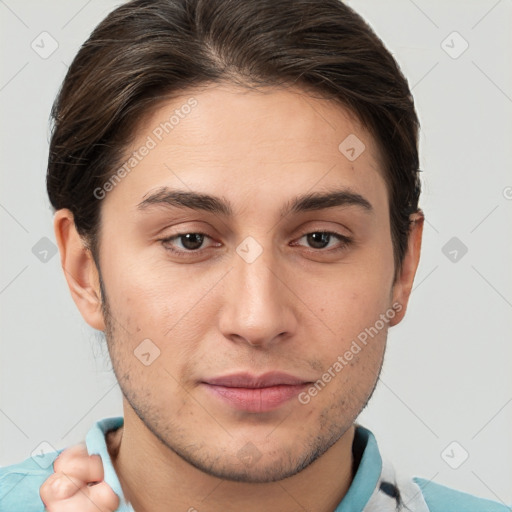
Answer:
xmin=0 ymin=0 xmax=508 ymax=510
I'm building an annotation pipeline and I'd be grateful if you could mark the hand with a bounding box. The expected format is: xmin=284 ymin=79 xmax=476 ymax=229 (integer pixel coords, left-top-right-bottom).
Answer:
xmin=40 ymin=443 xmax=119 ymax=512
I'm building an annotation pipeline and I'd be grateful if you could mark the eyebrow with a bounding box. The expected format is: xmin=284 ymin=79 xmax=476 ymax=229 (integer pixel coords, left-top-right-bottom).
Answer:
xmin=137 ymin=187 xmax=373 ymax=217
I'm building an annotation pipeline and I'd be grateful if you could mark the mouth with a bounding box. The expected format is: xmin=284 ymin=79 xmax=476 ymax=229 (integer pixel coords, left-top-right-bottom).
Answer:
xmin=201 ymin=372 xmax=311 ymax=413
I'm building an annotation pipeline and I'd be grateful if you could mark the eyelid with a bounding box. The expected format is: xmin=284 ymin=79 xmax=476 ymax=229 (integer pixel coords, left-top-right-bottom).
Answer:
xmin=292 ymin=220 xmax=352 ymax=241
xmin=294 ymin=220 xmax=353 ymax=238
xmin=291 ymin=230 xmax=352 ymax=250
xmin=160 ymin=232 xmax=218 ymax=250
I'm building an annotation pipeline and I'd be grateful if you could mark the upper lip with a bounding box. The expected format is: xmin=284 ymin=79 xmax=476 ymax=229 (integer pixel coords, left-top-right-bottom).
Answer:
xmin=203 ymin=372 xmax=309 ymax=388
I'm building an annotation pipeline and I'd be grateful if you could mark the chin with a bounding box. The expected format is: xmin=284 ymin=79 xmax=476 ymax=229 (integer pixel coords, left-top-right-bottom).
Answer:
xmin=177 ymin=437 xmax=328 ymax=484
xmin=189 ymin=458 xmax=306 ymax=484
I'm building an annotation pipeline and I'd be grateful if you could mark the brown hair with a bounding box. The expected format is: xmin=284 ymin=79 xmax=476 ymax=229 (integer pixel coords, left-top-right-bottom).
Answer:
xmin=47 ymin=0 xmax=421 ymax=271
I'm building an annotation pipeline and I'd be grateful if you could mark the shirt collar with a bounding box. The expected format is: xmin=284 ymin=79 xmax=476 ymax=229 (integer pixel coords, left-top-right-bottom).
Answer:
xmin=334 ymin=424 xmax=383 ymax=511
xmin=86 ymin=416 xmax=133 ymax=512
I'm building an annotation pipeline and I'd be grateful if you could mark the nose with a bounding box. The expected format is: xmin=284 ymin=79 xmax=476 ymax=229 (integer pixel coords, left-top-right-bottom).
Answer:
xmin=218 ymin=245 xmax=298 ymax=348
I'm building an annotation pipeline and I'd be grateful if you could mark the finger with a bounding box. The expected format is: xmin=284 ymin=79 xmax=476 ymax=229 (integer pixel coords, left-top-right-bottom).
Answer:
xmin=40 ymin=472 xmax=86 ymax=503
xmin=53 ymin=443 xmax=87 ymax=464
xmin=54 ymin=445 xmax=105 ymax=483
xmin=50 ymin=481 xmax=120 ymax=512
xmin=41 ymin=475 xmax=119 ymax=512
xmin=53 ymin=444 xmax=88 ymax=474
xmin=88 ymin=481 xmax=120 ymax=511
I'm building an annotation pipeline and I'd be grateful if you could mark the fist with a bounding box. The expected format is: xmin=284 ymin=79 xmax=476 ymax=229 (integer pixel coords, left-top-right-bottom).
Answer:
xmin=40 ymin=443 xmax=119 ymax=512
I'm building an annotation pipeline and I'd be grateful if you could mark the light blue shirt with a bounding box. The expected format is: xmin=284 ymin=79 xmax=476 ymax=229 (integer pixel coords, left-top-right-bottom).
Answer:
xmin=1 ymin=416 xmax=509 ymax=511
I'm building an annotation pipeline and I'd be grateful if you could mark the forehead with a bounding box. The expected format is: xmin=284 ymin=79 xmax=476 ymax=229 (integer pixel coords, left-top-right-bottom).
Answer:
xmin=138 ymin=84 xmax=379 ymax=161
xmin=106 ymin=83 xmax=387 ymax=213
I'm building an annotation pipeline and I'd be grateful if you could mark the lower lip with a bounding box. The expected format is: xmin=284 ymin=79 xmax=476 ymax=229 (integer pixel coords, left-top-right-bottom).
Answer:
xmin=202 ymin=383 xmax=309 ymax=413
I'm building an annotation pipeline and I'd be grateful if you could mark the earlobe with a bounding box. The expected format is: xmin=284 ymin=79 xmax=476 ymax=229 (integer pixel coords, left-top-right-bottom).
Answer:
xmin=389 ymin=211 xmax=424 ymax=326
xmin=53 ymin=209 xmax=106 ymax=331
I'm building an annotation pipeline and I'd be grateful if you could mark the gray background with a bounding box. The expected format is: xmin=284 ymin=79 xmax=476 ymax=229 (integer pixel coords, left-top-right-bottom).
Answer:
xmin=1 ymin=0 xmax=511 ymax=505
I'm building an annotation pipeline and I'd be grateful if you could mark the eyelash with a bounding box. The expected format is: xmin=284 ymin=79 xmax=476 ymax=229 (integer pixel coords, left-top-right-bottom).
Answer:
xmin=159 ymin=231 xmax=352 ymax=257
xmin=291 ymin=231 xmax=352 ymax=252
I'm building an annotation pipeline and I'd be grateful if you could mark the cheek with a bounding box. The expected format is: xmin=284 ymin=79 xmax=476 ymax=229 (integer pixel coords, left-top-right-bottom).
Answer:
xmin=99 ymin=250 xmax=221 ymax=366
xmin=288 ymin=244 xmax=394 ymax=386
xmin=101 ymin=247 xmax=180 ymax=327
xmin=297 ymin=261 xmax=393 ymax=340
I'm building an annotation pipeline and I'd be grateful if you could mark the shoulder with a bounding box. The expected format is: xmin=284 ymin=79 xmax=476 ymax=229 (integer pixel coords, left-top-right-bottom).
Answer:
xmin=414 ymin=477 xmax=511 ymax=512
xmin=0 ymin=449 xmax=63 ymax=512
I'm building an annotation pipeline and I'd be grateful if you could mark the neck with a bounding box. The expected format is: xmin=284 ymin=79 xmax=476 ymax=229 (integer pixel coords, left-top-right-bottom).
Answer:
xmin=107 ymin=401 xmax=356 ymax=512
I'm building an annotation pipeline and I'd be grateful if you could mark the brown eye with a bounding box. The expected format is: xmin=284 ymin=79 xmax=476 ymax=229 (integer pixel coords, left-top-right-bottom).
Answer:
xmin=294 ymin=231 xmax=351 ymax=251
xmin=161 ymin=232 xmax=214 ymax=253
xmin=306 ymin=232 xmax=331 ymax=249
xmin=179 ymin=233 xmax=204 ymax=250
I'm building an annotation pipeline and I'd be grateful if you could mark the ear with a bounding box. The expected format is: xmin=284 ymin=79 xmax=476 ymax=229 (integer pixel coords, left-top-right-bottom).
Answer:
xmin=389 ymin=211 xmax=424 ymax=326
xmin=54 ymin=209 xmax=105 ymax=331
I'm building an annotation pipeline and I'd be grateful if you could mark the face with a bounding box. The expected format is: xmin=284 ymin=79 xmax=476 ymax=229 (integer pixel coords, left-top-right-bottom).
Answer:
xmin=63 ymin=84 xmax=417 ymax=483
